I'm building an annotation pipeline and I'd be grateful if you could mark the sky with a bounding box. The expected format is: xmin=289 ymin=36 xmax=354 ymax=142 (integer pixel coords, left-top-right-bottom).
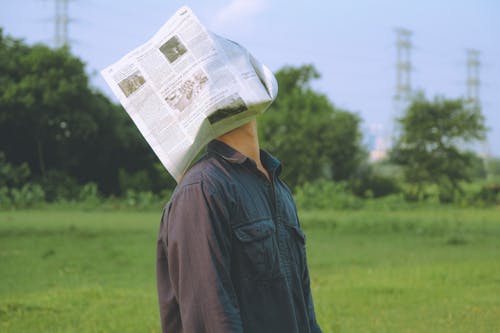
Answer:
xmin=1 ymin=0 xmax=499 ymax=156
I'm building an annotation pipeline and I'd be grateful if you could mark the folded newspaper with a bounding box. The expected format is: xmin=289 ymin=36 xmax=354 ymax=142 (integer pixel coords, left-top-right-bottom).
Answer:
xmin=101 ymin=6 xmax=278 ymax=182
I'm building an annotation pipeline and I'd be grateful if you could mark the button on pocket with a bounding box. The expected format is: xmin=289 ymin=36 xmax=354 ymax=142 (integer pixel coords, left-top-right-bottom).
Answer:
xmin=289 ymin=225 xmax=306 ymax=245
xmin=284 ymin=224 xmax=307 ymax=273
xmin=233 ymin=219 xmax=278 ymax=280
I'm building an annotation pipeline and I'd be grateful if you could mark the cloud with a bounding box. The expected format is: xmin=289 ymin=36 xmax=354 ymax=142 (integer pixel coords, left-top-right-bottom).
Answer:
xmin=214 ymin=0 xmax=268 ymax=30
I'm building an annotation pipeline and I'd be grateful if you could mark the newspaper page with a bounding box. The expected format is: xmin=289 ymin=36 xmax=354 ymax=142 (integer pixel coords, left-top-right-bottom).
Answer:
xmin=101 ymin=6 xmax=278 ymax=182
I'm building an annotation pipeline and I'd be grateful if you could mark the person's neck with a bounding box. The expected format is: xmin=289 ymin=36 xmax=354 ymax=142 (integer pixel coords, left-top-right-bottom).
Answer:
xmin=216 ymin=119 xmax=269 ymax=180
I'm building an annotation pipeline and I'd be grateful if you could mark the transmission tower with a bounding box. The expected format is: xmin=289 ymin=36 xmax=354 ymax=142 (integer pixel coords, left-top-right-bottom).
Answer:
xmin=392 ymin=28 xmax=413 ymax=144
xmin=466 ymin=49 xmax=491 ymax=177
xmin=394 ymin=28 xmax=413 ymax=102
xmin=466 ymin=49 xmax=480 ymax=107
xmin=54 ymin=0 xmax=71 ymax=48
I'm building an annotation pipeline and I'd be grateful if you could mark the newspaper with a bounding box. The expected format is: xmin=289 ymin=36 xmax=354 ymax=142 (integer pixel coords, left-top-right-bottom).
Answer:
xmin=101 ymin=6 xmax=278 ymax=182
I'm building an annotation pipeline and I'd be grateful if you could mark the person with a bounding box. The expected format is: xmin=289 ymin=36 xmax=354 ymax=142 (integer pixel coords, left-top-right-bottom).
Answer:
xmin=156 ymin=118 xmax=323 ymax=333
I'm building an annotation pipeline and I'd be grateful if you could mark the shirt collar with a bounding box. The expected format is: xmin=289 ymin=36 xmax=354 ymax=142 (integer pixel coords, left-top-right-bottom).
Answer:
xmin=207 ymin=140 xmax=282 ymax=176
xmin=260 ymin=149 xmax=282 ymax=176
xmin=207 ymin=140 xmax=248 ymax=164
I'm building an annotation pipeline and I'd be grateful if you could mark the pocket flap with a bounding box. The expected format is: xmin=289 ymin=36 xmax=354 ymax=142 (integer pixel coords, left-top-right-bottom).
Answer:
xmin=234 ymin=219 xmax=275 ymax=242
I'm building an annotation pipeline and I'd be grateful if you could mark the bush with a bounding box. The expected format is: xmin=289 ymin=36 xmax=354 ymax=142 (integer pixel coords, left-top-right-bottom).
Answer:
xmin=39 ymin=170 xmax=81 ymax=202
xmin=348 ymin=162 xmax=401 ymax=199
xmin=118 ymin=169 xmax=152 ymax=194
xmin=350 ymin=173 xmax=401 ymax=198
xmin=0 ymin=152 xmax=31 ymax=188
xmin=123 ymin=189 xmax=161 ymax=210
xmin=294 ymin=180 xmax=362 ymax=210
xmin=78 ymin=182 xmax=100 ymax=208
xmin=362 ymin=193 xmax=415 ymax=210
xmin=486 ymin=158 xmax=500 ymax=177
xmin=9 ymin=184 xmax=45 ymax=208
xmin=474 ymin=183 xmax=500 ymax=206
xmin=0 ymin=186 xmax=12 ymax=208
xmin=0 ymin=183 xmax=46 ymax=209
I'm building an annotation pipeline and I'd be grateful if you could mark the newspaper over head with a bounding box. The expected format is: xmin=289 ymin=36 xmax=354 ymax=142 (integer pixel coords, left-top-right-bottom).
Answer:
xmin=101 ymin=6 xmax=278 ymax=182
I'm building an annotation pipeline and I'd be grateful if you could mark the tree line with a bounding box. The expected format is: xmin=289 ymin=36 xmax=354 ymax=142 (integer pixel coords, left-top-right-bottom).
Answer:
xmin=1 ymin=29 xmax=498 ymax=207
xmin=0 ymin=30 xmax=175 ymax=202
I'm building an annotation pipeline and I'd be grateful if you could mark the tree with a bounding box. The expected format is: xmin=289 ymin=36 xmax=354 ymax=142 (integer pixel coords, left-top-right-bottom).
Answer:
xmin=258 ymin=65 xmax=364 ymax=189
xmin=0 ymin=31 xmax=97 ymax=177
xmin=0 ymin=30 xmax=173 ymax=196
xmin=486 ymin=157 xmax=500 ymax=178
xmin=391 ymin=94 xmax=486 ymax=202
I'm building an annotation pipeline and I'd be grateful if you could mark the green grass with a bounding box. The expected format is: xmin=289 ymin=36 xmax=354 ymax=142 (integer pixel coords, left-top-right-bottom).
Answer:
xmin=0 ymin=208 xmax=499 ymax=332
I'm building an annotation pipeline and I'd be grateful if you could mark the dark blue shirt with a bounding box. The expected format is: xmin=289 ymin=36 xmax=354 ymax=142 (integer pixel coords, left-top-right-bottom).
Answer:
xmin=157 ymin=140 xmax=322 ymax=333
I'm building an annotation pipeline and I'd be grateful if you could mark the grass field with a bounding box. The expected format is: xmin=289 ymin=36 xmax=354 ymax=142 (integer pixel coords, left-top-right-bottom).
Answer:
xmin=0 ymin=208 xmax=499 ymax=332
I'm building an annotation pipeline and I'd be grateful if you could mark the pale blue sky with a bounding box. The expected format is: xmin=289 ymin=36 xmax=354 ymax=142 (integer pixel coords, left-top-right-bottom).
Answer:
xmin=1 ymin=0 xmax=499 ymax=155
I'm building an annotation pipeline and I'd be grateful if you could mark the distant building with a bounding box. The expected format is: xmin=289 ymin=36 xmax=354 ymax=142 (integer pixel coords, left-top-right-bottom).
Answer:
xmin=366 ymin=123 xmax=389 ymax=161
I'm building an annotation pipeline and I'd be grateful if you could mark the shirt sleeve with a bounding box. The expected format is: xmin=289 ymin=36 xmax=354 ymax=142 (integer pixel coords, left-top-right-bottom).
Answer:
xmin=158 ymin=181 xmax=243 ymax=333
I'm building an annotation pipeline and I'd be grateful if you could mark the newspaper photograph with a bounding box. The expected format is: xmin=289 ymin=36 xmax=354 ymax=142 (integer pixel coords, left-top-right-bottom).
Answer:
xmin=101 ymin=6 xmax=278 ymax=181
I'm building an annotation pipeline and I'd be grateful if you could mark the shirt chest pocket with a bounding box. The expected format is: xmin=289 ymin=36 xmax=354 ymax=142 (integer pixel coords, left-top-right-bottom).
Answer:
xmin=285 ymin=224 xmax=307 ymax=270
xmin=233 ymin=219 xmax=280 ymax=281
